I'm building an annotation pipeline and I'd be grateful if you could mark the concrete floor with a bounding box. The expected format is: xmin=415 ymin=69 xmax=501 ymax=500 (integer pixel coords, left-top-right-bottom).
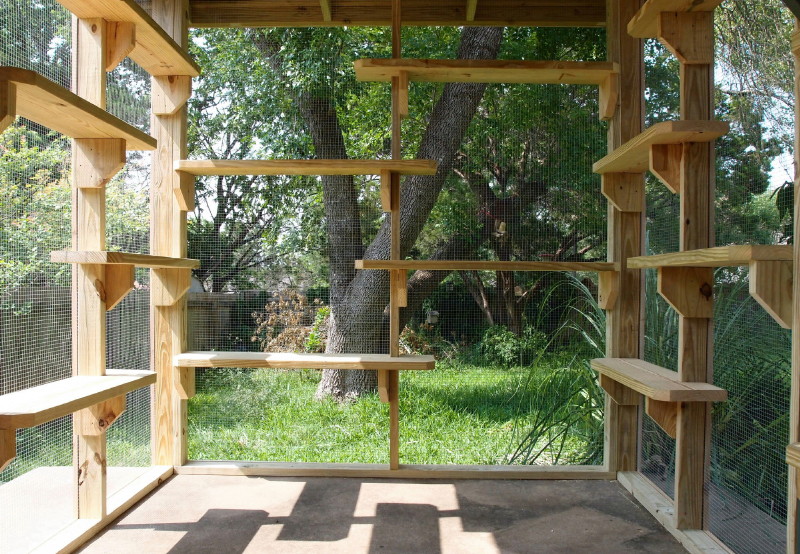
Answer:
xmin=78 ymin=475 xmax=686 ymax=553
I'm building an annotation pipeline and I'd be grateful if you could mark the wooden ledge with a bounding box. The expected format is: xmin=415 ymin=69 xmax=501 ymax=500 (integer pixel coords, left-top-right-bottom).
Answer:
xmin=174 ymin=351 xmax=436 ymax=370
xmin=51 ymin=250 xmax=200 ymax=269
xmin=592 ymin=120 xmax=728 ymax=175
xmin=627 ymin=0 xmax=723 ymax=38
xmin=0 ymin=370 xmax=156 ymax=430
xmin=356 ymin=260 xmax=619 ymax=272
xmin=627 ymin=245 xmax=792 ymax=269
xmin=54 ymin=0 xmax=199 ymax=76
xmin=0 ymin=67 xmax=156 ymax=150
xmin=175 ymin=159 xmax=439 ymax=176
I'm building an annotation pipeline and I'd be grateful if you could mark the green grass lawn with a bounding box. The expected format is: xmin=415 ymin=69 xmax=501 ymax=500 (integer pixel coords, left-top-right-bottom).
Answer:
xmin=188 ymin=356 xmax=603 ymax=465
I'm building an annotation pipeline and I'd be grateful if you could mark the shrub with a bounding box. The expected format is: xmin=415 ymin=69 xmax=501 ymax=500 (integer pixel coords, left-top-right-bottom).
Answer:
xmin=480 ymin=325 xmax=547 ymax=367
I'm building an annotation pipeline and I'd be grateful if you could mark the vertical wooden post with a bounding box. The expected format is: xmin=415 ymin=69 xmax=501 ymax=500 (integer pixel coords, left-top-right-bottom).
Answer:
xmin=788 ymin=22 xmax=800 ymax=554
xmin=72 ymin=16 xmax=109 ymax=519
xmin=604 ymin=0 xmax=645 ymax=473
xmin=150 ymin=0 xmax=192 ymax=467
xmin=673 ymin=13 xmax=715 ymax=532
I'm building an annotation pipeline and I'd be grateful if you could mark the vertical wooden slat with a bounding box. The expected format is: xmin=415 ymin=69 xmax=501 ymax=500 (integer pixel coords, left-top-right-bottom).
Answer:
xmin=604 ymin=0 xmax=645 ymax=474
xmin=150 ymin=0 xmax=192 ymax=467
xmin=72 ymin=16 xmax=109 ymax=520
xmin=674 ymin=14 xmax=715 ymax=532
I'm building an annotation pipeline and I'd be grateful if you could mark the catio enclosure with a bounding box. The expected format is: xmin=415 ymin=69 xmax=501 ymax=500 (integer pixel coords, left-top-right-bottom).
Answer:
xmin=0 ymin=0 xmax=798 ymax=552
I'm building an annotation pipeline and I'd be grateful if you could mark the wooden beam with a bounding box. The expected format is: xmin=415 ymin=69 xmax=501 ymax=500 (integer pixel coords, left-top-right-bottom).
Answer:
xmin=377 ymin=369 xmax=390 ymax=403
xmin=105 ymin=21 xmax=136 ymax=72
xmin=750 ymin=259 xmax=793 ymax=329
xmin=76 ymin=395 xmax=126 ymax=435
xmin=52 ymin=250 xmax=199 ymax=268
xmin=174 ymin=351 xmax=435 ymax=369
xmin=388 ymin=370 xmax=400 ymax=469
xmin=175 ymin=158 xmax=438 ymax=176
xmin=188 ymin=0 xmax=608 ymax=28
xmin=657 ymin=267 xmax=713 ymax=318
xmin=151 ymin=267 xmax=191 ymax=306
xmin=73 ymin=138 xmax=126 ymax=189
xmin=356 ymin=260 xmax=619 ymax=272
xmin=599 ymin=72 xmax=618 ymax=120
xmin=597 ymin=270 xmax=619 ymax=310
xmin=466 ymin=0 xmax=478 ymax=21
xmin=0 ymin=81 xmax=16 ymax=133
xmin=599 ymin=374 xmax=639 ymax=405
xmin=104 ymin=263 xmax=135 ymax=310
xmin=790 ymin=25 xmax=800 ymax=551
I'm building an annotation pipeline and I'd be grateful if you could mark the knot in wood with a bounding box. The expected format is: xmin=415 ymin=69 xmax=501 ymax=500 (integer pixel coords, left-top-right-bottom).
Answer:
xmin=699 ymin=282 xmax=712 ymax=299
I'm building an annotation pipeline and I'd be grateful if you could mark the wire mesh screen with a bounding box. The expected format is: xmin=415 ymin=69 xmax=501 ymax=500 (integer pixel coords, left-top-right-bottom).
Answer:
xmin=186 ymin=26 xmax=609 ymax=466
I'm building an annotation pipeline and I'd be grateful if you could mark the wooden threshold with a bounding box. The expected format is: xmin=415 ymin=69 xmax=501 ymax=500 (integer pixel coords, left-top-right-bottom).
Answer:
xmin=592 ymin=120 xmax=728 ymax=174
xmin=54 ymin=0 xmax=199 ymax=76
xmin=354 ymin=59 xmax=618 ymax=84
xmin=627 ymin=245 xmax=792 ymax=269
xmin=188 ymin=0 xmax=607 ymax=29
xmin=591 ymin=358 xmax=726 ymax=402
xmin=174 ymin=351 xmax=435 ymax=370
xmin=356 ymin=259 xmax=619 ymax=272
xmin=176 ymin=461 xmax=615 ymax=480
xmin=51 ymin=250 xmax=200 ymax=269
xmin=0 ymin=67 xmax=156 ymax=150
xmin=175 ymin=159 xmax=438 ymax=176
xmin=30 ymin=465 xmax=173 ymax=554
xmin=627 ymin=0 xmax=724 ymax=39
xmin=0 ymin=370 xmax=156 ymax=429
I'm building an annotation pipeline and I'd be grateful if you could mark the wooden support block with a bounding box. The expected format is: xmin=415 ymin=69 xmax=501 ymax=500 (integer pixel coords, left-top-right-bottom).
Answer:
xmin=104 ymin=263 xmax=135 ymax=310
xmin=658 ymin=12 xmax=714 ymax=65
xmin=645 ymin=397 xmax=677 ymax=438
xmin=599 ymin=374 xmax=639 ymax=405
xmin=378 ymin=369 xmax=390 ymax=403
xmin=598 ymin=72 xmax=618 ymax=121
xmin=466 ymin=0 xmax=478 ymax=21
xmin=105 ymin=21 xmax=136 ymax=72
xmin=151 ymin=267 xmax=191 ymax=306
xmin=77 ymin=394 xmax=126 ymax=435
xmin=392 ymin=269 xmax=408 ymax=307
xmin=597 ymin=271 xmax=619 ymax=310
xmin=658 ymin=267 xmax=713 ymax=318
xmin=177 ymin=367 xmax=196 ymax=400
xmin=380 ymin=170 xmax=392 ymax=212
xmin=601 ymin=173 xmax=643 ymax=212
xmin=397 ymin=71 xmax=409 ymax=119
xmin=319 ymin=0 xmax=332 ymax=21
xmin=152 ymin=75 xmax=192 ymax=116
xmin=649 ymin=143 xmax=682 ymax=193
xmin=750 ymin=260 xmax=793 ymax=329
xmin=0 ymin=428 xmax=15 ymax=472
xmin=0 ymin=81 xmax=15 ymax=133
xmin=73 ymin=138 xmax=127 ymax=188
xmin=174 ymin=170 xmax=195 ymax=211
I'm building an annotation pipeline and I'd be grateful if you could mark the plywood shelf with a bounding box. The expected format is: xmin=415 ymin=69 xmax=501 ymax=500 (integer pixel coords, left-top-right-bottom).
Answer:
xmin=0 ymin=370 xmax=156 ymax=429
xmin=354 ymin=59 xmax=618 ymax=84
xmin=174 ymin=351 xmax=436 ymax=370
xmin=356 ymin=260 xmax=619 ymax=272
xmin=592 ymin=120 xmax=728 ymax=174
xmin=627 ymin=0 xmax=723 ymax=39
xmin=51 ymin=250 xmax=200 ymax=269
xmin=54 ymin=0 xmax=199 ymax=76
xmin=627 ymin=245 xmax=792 ymax=269
xmin=174 ymin=159 xmax=438 ymax=176
xmin=0 ymin=67 xmax=156 ymax=150
xmin=591 ymin=358 xmax=726 ymax=403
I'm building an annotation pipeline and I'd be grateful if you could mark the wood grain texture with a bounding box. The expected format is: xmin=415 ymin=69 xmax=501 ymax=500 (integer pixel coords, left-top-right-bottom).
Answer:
xmin=175 ymin=158 xmax=438 ymax=176
xmin=0 ymin=428 xmax=16 ymax=472
xmin=52 ymin=250 xmax=199 ymax=268
xmin=593 ymin=120 xmax=728 ymax=174
xmin=628 ymin=245 xmax=792 ymax=269
xmin=649 ymin=143 xmax=682 ymax=193
xmin=104 ymin=263 xmax=135 ymax=310
xmin=599 ymin=374 xmax=639 ymax=405
xmin=590 ymin=358 xmax=726 ymax=402
xmin=0 ymin=66 xmax=155 ymax=150
xmin=601 ymin=173 xmax=644 ymax=212
xmin=152 ymin=75 xmax=192 ymax=115
xmin=105 ymin=21 xmax=136 ymax=72
xmin=658 ymin=267 xmax=713 ymax=318
xmin=657 ymin=12 xmax=714 ymax=64
xmin=645 ymin=398 xmax=677 ymax=438
xmin=749 ymin=260 xmax=793 ymax=329
xmin=791 ymin=25 xmax=800 ymax=552
xmin=356 ymin=259 xmax=619 ymax=271
xmin=55 ymin=0 xmax=199 ymax=75
xmin=354 ymin=59 xmax=618 ymax=84
xmin=188 ymin=0 xmax=607 ymax=28
xmin=0 ymin=371 xmax=156 ymax=429
xmin=174 ymin=351 xmax=436 ymax=370
xmin=627 ymin=0 xmax=723 ymax=38
xmin=73 ymin=138 xmax=126 ymax=189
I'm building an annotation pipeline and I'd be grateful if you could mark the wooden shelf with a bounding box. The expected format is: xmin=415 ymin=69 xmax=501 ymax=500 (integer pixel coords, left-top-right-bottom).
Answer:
xmin=0 ymin=67 xmax=156 ymax=151
xmin=174 ymin=351 xmax=436 ymax=370
xmin=51 ymin=250 xmax=200 ymax=269
xmin=0 ymin=370 xmax=156 ymax=429
xmin=591 ymin=358 xmax=726 ymax=403
xmin=356 ymin=260 xmax=619 ymax=272
xmin=354 ymin=59 xmax=618 ymax=84
xmin=592 ymin=120 xmax=728 ymax=174
xmin=175 ymin=159 xmax=438 ymax=176
xmin=627 ymin=245 xmax=792 ymax=269
xmin=627 ymin=0 xmax=723 ymax=39
xmin=54 ymin=0 xmax=199 ymax=76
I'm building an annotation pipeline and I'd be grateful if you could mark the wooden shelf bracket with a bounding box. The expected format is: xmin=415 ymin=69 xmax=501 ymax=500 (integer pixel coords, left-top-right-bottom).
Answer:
xmin=0 ymin=428 xmax=15 ymax=472
xmin=658 ymin=266 xmax=713 ymax=318
xmin=656 ymin=12 xmax=714 ymax=65
xmin=749 ymin=260 xmax=793 ymax=329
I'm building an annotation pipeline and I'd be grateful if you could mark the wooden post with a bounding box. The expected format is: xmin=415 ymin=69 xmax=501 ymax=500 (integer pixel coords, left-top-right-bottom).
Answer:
xmin=788 ymin=22 xmax=800 ymax=554
xmin=673 ymin=12 xmax=715 ymax=532
xmin=72 ymin=16 xmax=110 ymax=519
xmin=150 ymin=0 xmax=192 ymax=467
xmin=604 ymin=0 xmax=645 ymax=474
